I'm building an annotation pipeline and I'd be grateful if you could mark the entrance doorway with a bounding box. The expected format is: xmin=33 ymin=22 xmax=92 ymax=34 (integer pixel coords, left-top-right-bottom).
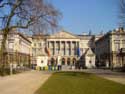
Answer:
xmin=67 ymin=58 xmax=70 ymax=65
xmin=62 ymin=58 xmax=65 ymax=65
xmin=51 ymin=58 xmax=55 ymax=66
xmin=72 ymin=58 xmax=76 ymax=65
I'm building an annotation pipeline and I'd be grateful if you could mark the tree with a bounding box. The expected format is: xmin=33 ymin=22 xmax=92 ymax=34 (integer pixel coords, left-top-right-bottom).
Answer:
xmin=119 ymin=0 xmax=125 ymax=27
xmin=0 ymin=0 xmax=61 ymax=75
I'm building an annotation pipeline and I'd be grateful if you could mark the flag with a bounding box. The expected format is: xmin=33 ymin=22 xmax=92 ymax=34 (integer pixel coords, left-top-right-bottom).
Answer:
xmin=77 ymin=48 xmax=80 ymax=57
xmin=45 ymin=47 xmax=50 ymax=57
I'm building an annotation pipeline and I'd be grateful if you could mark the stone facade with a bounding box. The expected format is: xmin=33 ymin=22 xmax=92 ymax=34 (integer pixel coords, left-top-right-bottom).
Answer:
xmin=29 ymin=30 xmax=96 ymax=68
xmin=95 ymin=28 xmax=125 ymax=68
xmin=0 ymin=30 xmax=31 ymax=68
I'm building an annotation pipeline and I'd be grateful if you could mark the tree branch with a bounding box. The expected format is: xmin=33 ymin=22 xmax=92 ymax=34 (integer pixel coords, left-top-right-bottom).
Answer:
xmin=10 ymin=19 xmax=34 ymax=29
xmin=6 ymin=0 xmax=23 ymax=28
xmin=0 ymin=2 xmax=14 ymax=8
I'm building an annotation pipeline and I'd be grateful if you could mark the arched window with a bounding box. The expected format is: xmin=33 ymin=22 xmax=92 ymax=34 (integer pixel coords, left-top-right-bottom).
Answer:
xmin=62 ymin=58 xmax=65 ymax=65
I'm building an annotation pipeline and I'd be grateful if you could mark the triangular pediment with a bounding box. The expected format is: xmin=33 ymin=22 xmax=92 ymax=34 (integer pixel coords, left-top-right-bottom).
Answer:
xmin=49 ymin=30 xmax=78 ymax=39
xmin=86 ymin=48 xmax=95 ymax=57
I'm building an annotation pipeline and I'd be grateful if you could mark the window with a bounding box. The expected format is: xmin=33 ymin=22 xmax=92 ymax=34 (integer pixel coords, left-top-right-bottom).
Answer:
xmin=114 ymin=40 xmax=120 ymax=51
xmin=9 ymin=42 xmax=14 ymax=49
xmin=34 ymin=43 xmax=36 ymax=47
xmin=38 ymin=43 xmax=41 ymax=47
xmin=122 ymin=40 xmax=125 ymax=48
xmin=32 ymin=48 xmax=36 ymax=55
xmin=41 ymin=61 xmax=43 ymax=63
xmin=115 ymin=35 xmax=120 ymax=39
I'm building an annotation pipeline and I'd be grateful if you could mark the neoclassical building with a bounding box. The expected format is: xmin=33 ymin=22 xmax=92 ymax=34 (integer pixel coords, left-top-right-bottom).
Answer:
xmin=95 ymin=27 xmax=125 ymax=69
xmin=1 ymin=28 xmax=125 ymax=70
xmin=29 ymin=30 xmax=96 ymax=68
xmin=0 ymin=29 xmax=32 ymax=68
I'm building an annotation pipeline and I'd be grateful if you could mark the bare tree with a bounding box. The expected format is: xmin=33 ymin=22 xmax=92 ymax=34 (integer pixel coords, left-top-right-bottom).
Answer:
xmin=0 ymin=0 xmax=61 ymax=75
xmin=119 ymin=0 xmax=125 ymax=27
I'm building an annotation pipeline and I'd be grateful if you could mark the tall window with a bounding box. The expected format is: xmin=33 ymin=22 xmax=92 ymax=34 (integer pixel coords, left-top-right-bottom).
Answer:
xmin=122 ymin=40 xmax=125 ymax=48
xmin=114 ymin=40 xmax=120 ymax=52
xmin=34 ymin=43 xmax=36 ymax=47
xmin=32 ymin=48 xmax=36 ymax=56
xmin=38 ymin=43 xmax=41 ymax=47
xmin=8 ymin=42 xmax=14 ymax=49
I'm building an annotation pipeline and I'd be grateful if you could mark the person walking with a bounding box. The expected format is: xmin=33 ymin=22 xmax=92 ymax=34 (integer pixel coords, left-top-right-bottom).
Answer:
xmin=48 ymin=60 xmax=51 ymax=71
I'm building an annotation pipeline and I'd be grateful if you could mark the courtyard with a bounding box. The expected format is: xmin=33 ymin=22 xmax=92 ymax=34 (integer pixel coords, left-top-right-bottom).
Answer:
xmin=0 ymin=0 xmax=125 ymax=94
xmin=0 ymin=69 xmax=125 ymax=94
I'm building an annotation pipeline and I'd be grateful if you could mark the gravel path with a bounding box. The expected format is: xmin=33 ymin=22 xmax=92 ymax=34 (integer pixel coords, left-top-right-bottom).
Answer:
xmin=0 ymin=70 xmax=52 ymax=94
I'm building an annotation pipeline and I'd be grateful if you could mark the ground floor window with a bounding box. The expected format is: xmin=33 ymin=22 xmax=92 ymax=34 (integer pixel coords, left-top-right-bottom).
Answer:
xmin=67 ymin=58 xmax=70 ymax=65
xmin=72 ymin=58 xmax=76 ymax=65
xmin=62 ymin=58 xmax=65 ymax=65
xmin=51 ymin=58 xmax=55 ymax=66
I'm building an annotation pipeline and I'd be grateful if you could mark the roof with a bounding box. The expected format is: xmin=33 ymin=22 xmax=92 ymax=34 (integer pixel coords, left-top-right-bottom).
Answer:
xmin=0 ymin=30 xmax=31 ymax=43
xmin=48 ymin=30 xmax=79 ymax=39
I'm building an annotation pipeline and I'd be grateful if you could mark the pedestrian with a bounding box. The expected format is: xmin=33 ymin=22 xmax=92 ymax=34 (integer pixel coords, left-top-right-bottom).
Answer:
xmin=48 ymin=60 xmax=51 ymax=71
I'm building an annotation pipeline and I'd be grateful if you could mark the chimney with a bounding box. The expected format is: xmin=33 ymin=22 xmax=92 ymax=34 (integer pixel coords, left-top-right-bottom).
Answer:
xmin=119 ymin=27 xmax=124 ymax=32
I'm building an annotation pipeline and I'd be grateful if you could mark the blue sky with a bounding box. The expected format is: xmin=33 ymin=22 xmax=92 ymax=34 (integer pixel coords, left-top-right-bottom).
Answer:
xmin=51 ymin=0 xmax=119 ymax=34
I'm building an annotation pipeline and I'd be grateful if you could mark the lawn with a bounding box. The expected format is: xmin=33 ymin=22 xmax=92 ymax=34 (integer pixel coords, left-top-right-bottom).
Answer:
xmin=35 ymin=72 xmax=125 ymax=94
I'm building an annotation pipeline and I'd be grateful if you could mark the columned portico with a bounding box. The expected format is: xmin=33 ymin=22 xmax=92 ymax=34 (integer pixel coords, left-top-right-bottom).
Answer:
xmin=47 ymin=40 xmax=79 ymax=56
xmin=46 ymin=40 xmax=80 ymax=65
xmin=32 ymin=30 xmax=96 ymax=68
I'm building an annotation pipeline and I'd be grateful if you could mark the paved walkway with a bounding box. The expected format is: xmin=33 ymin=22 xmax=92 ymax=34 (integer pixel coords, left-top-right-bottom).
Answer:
xmin=82 ymin=69 xmax=125 ymax=85
xmin=0 ymin=70 xmax=52 ymax=94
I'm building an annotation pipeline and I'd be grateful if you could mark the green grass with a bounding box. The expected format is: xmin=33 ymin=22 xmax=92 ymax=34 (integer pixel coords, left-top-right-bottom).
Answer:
xmin=35 ymin=72 xmax=125 ymax=94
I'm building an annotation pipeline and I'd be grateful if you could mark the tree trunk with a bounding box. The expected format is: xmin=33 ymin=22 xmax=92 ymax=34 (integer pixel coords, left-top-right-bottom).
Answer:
xmin=0 ymin=28 xmax=9 ymax=76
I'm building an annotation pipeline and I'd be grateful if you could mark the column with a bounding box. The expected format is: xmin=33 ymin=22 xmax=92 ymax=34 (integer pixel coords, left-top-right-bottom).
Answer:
xmin=68 ymin=41 xmax=70 ymax=56
xmin=65 ymin=41 xmax=67 ymax=55
xmin=75 ymin=41 xmax=77 ymax=55
xmin=49 ymin=41 xmax=51 ymax=55
xmin=65 ymin=41 xmax=67 ymax=65
xmin=52 ymin=41 xmax=54 ymax=55
xmin=54 ymin=41 xmax=56 ymax=55
xmin=63 ymin=41 xmax=65 ymax=55
xmin=64 ymin=41 xmax=66 ymax=55
xmin=59 ymin=41 xmax=61 ymax=55
xmin=55 ymin=41 xmax=57 ymax=55
xmin=72 ymin=41 xmax=74 ymax=56
xmin=70 ymin=41 xmax=72 ymax=56
xmin=57 ymin=41 xmax=59 ymax=55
